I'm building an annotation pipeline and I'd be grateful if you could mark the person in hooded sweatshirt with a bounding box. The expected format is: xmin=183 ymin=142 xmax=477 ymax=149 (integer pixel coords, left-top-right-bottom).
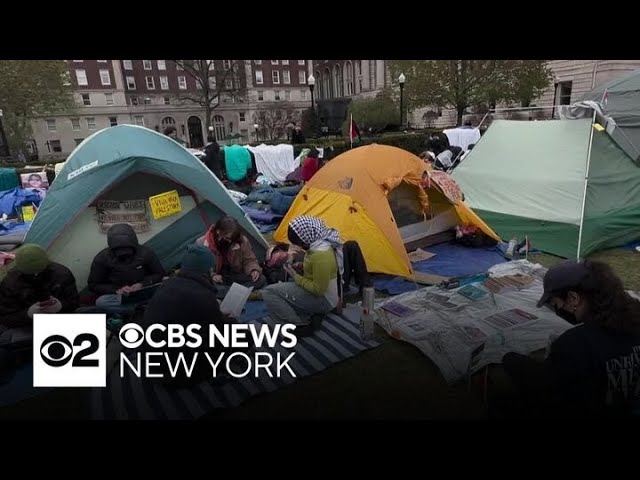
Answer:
xmin=202 ymin=134 xmax=223 ymax=180
xmin=87 ymin=223 xmax=165 ymax=315
xmin=0 ymin=244 xmax=79 ymax=328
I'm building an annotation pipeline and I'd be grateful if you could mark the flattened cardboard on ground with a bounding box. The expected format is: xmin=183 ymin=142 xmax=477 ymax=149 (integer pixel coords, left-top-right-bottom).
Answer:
xmin=408 ymin=248 xmax=436 ymax=263
xmin=412 ymin=271 xmax=449 ymax=285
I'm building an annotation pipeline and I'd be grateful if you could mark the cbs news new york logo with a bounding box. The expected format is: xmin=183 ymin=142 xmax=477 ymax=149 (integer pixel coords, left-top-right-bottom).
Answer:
xmin=33 ymin=314 xmax=106 ymax=387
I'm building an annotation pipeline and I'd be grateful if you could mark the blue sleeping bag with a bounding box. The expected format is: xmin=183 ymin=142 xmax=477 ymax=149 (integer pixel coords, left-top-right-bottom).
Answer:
xmin=0 ymin=188 xmax=42 ymax=217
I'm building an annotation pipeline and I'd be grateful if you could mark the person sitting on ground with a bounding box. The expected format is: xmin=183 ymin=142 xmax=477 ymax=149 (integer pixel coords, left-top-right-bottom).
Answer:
xmin=498 ymin=260 xmax=640 ymax=418
xmin=141 ymin=244 xmax=240 ymax=386
xmin=196 ymin=216 xmax=266 ymax=298
xmin=87 ymin=223 xmax=166 ymax=315
xmin=301 ymin=147 xmax=320 ymax=183
xmin=261 ymin=215 xmax=343 ymax=336
xmin=0 ymin=244 xmax=79 ymax=328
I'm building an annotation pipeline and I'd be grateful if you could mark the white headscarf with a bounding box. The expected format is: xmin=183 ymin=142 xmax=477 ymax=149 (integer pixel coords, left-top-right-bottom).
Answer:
xmin=289 ymin=216 xmax=344 ymax=275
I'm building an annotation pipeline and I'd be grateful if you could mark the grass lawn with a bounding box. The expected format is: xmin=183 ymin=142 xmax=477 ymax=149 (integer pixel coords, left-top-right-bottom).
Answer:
xmin=2 ymin=242 xmax=639 ymax=420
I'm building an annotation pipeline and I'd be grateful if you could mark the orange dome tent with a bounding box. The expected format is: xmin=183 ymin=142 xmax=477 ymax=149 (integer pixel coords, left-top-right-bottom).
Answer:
xmin=273 ymin=144 xmax=498 ymax=278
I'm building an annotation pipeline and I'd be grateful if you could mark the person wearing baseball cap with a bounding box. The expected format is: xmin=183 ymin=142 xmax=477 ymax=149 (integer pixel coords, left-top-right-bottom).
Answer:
xmin=496 ymin=260 xmax=640 ymax=418
xmin=0 ymin=244 xmax=79 ymax=328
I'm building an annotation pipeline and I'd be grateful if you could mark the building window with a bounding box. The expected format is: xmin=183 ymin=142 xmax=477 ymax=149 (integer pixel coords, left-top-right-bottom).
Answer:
xmin=143 ymin=60 xmax=152 ymax=70
xmin=345 ymin=61 xmax=354 ymax=96
xmin=274 ymin=90 xmax=281 ymax=101
xmin=74 ymin=138 xmax=84 ymax=146
xmin=134 ymin=116 xmax=145 ymax=126
xmin=144 ymin=97 xmax=152 ymax=105
xmin=254 ymin=60 xmax=262 ymax=65
xmin=161 ymin=117 xmax=175 ymax=126
xmin=225 ymin=79 xmax=233 ymax=90
xmin=298 ymin=71 xmax=306 ymax=84
xmin=105 ymin=93 xmax=114 ymax=105
xmin=223 ymin=60 xmax=231 ymax=70
xmin=73 ymin=60 xmax=83 ymax=63
xmin=300 ymin=90 xmax=307 ymax=101
xmin=123 ymin=60 xmax=133 ymax=70
xmin=146 ymin=76 xmax=155 ymax=89
xmin=86 ymin=117 xmax=96 ymax=130
xmin=130 ymin=96 xmax=138 ymax=106
xmin=213 ymin=115 xmax=226 ymax=141
xmin=283 ymin=70 xmax=290 ymax=84
xmin=75 ymin=69 xmax=88 ymax=86
xmin=272 ymin=71 xmax=280 ymax=84
xmin=46 ymin=119 xmax=57 ymax=132
xmin=99 ymin=69 xmax=111 ymax=86
xmin=81 ymin=94 xmax=91 ymax=106
xmin=70 ymin=118 xmax=80 ymax=131
xmin=49 ymin=140 xmax=62 ymax=152
xmin=178 ymin=76 xmax=187 ymax=90
xmin=298 ymin=60 xmax=305 ymax=65
xmin=258 ymin=91 xmax=264 ymax=101
xmin=255 ymin=70 xmax=263 ymax=84
xmin=109 ymin=116 xmax=118 ymax=127
xmin=271 ymin=60 xmax=279 ymax=65
xmin=208 ymin=76 xmax=217 ymax=89
xmin=558 ymin=81 xmax=573 ymax=106
xmin=285 ymin=90 xmax=291 ymax=101
xmin=160 ymin=76 xmax=169 ymax=90
xmin=163 ymin=96 xmax=171 ymax=105
xmin=157 ymin=60 xmax=166 ymax=70
xmin=126 ymin=76 xmax=136 ymax=90
xmin=97 ymin=60 xmax=107 ymax=63
xmin=282 ymin=60 xmax=289 ymax=65
xmin=239 ymin=112 xmax=246 ymax=122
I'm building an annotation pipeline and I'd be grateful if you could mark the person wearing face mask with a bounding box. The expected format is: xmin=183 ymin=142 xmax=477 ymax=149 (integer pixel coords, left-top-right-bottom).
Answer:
xmin=498 ymin=260 xmax=640 ymax=418
xmin=196 ymin=216 xmax=266 ymax=299
xmin=0 ymin=244 xmax=79 ymax=328
xmin=87 ymin=223 xmax=166 ymax=315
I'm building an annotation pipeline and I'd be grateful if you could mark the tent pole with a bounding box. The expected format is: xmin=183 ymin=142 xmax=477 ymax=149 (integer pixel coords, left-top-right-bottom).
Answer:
xmin=576 ymin=110 xmax=597 ymax=261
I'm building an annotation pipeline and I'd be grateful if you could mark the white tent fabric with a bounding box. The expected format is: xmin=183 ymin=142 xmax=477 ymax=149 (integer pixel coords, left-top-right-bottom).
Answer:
xmin=246 ymin=144 xmax=296 ymax=183
xmin=443 ymin=127 xmax=481 ymax=151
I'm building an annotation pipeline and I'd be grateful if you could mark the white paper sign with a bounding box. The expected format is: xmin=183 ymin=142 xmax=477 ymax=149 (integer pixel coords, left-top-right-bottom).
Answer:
xmin=219 ymin=283 xmax=254 ymax=318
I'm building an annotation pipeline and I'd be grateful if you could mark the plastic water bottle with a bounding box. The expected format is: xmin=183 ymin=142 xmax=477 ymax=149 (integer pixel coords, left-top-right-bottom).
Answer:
xmin=506 ymin=238 xmax=518 ymax=257
xmin=360 ymin=287 xmax=375 ymax=341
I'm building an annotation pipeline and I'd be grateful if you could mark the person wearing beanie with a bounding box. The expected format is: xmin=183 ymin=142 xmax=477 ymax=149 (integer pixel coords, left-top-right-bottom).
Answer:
xmin=140 ymin=244 xmax=238 ymax=386
xmin=0 ymin=244 xmax=79 ymax=328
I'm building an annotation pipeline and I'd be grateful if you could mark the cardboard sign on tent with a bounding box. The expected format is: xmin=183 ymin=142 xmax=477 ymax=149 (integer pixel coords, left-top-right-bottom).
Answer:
xmin=274 ymin=144 xmax=498 ymax=278
xmin=452 ymin=119 xmax=640 ymax=259
xmin=24 ymin=125 xmax=268 ymax=289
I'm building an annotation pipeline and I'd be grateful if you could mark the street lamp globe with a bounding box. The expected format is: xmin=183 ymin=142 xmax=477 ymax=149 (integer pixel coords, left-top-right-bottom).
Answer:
xmin=399 ymin=73 xmax=406 ymax=85
xmin=308 ymin=75 xmax=315 ymax=86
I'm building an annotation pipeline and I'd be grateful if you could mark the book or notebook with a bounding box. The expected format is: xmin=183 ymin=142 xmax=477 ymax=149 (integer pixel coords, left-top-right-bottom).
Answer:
xmin=121 ymin=283 xmax=162 ymax=304
xmin=457 ymin=284 xmax=487 ymax=301
xmin=219 ymin=283 xmax=254 ymax=318
xmin=381 ymin=301 xmax=415 ymax=317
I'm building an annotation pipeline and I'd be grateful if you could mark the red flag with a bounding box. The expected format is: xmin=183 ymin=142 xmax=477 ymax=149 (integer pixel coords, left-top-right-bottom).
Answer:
xmin=349 ymin=115 xmax=360 ymax=142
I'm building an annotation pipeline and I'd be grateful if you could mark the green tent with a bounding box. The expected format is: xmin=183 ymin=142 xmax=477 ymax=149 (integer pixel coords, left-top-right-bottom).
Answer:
xmin=24 ymin=125 xmax=267 ymax=289
xmin=452 ymin=119 xmax=640 ymax=259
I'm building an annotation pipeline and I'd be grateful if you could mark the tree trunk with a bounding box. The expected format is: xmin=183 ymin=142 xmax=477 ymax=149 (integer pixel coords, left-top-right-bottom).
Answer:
xmin=457 ymin=107 xmax=464 ymax=126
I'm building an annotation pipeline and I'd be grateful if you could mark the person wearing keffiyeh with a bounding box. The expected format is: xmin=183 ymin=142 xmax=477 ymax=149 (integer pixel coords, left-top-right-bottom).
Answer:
xmin=261 ymin=215 xmax=343 ymax=336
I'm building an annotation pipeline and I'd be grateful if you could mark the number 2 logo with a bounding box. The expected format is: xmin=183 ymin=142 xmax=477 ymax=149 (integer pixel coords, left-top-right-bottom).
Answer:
xmin=40 ymin=333 xmax=100 ymax=368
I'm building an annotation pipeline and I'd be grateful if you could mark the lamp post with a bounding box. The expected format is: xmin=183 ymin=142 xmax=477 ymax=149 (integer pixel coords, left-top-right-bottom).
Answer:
xmin=208 ymin=125 xmax=214 ymax=143
xmin=0 ymin=109 xmax=9 ymax=158
xmin=308 ymin=75 xmax=316 ymax=110
xmin=399 ymin=73 xmax=406 ymax=129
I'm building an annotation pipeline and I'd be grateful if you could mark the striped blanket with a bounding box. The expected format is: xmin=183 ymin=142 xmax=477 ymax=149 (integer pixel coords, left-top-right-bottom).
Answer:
xmin=90 ymin=308 xmax=380 ymax=420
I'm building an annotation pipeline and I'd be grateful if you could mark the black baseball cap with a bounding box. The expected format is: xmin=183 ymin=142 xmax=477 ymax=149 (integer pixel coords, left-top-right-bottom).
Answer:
xmin=537 ymin=260 xmax=591 ymax=307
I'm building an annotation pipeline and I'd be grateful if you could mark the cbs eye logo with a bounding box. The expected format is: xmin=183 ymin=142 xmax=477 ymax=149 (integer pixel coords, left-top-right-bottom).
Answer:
xmin=119 ymin=323 xmax=145 ymax=349
xmin=40 ymin=333 xmax=100 ymax=368
xmin=33 ymin=314 xmax=107 ymax=388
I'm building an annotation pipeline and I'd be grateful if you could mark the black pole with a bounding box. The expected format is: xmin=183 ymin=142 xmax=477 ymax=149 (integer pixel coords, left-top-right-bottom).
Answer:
xmin=0 ymin=113 xmax=9 ymax=158
xmin=310 ymin=85 xmax=315 ymax=110
xmin=399 ymin=84 xmax=404 ymax=128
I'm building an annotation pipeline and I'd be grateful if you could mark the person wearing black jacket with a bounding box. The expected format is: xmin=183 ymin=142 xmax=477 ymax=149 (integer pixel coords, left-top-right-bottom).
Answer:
xmin=202 ymin=135 xmax=224 ymax=180
xmin=0 ymin=244 xmax=79 ymax=328
xmin=498 ymin=260 xmax=640 ymax=418
xmin=141 ymin=244 xmax=239 ymax=386
xmin=88 ymin=223 xmax=165 ymax=315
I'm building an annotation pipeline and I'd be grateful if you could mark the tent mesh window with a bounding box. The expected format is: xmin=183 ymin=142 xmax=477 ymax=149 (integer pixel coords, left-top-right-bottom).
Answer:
xmin=387 ymin=182 xmax=425 ymax=227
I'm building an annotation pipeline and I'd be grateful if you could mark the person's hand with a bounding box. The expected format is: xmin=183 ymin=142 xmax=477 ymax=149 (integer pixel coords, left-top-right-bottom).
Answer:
xmin=27 ymin=302 xmax=42 ymax=319
xmin=212 ymin=275 xmax=223 ymax=284
xmin=250 ymin=270 xmax=260 ymax=282
xmin=283 ymin=263 xmax=297 ymax=278
xmin=292 ymin=262 xmax=303 ymax=272
xmin=129 ymin=283 xmax=144 ymax=292
xmin=39 ymin=297 xmax=62 ymax=314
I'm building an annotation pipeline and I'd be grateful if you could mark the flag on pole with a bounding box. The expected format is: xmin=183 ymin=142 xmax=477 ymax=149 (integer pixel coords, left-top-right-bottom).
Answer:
xmin=601 ymin=88 xmax=609 ymax=107
xmin=349 ymin=114 xmax=360 ymax=148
